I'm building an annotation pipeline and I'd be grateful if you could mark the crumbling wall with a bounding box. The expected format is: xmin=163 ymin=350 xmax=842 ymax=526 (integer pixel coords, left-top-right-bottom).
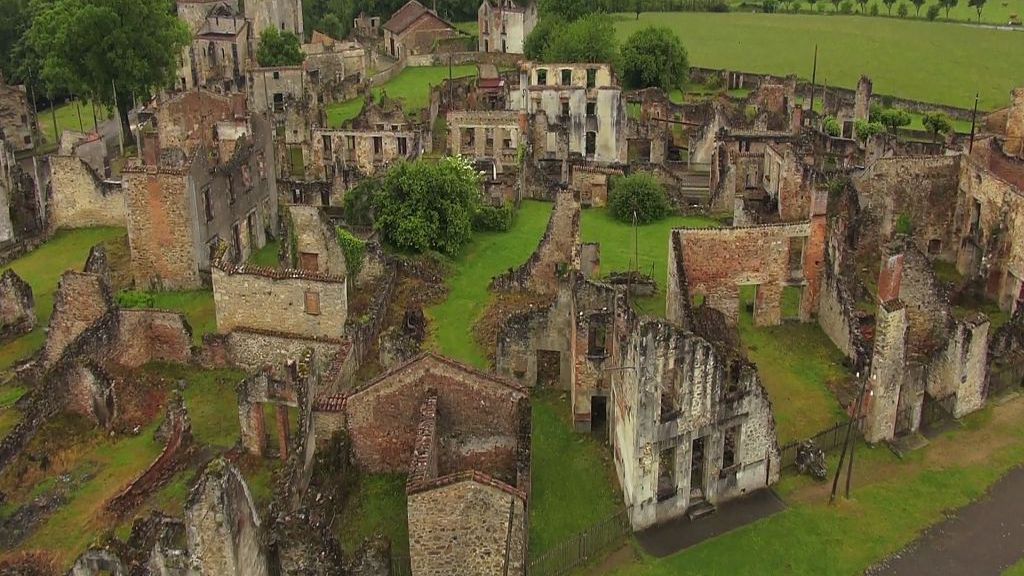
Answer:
xmin=110 ymin=310 xmax=193 ymax=368
xmin=287 ymin=205 xmax=347 ymax=277
xmin=927 ymin=315 xmax=989 ymax=417
xmin=865 ymin=301 xmax=908 ymax=443
xmin=42 ymin=271 xmax=112 ymax=366
xmin=49 ymin=154 xmax=126 ymax=230
xmin=186 ymin=459 xmax=269 ymax=576
xmin=212 ymin=262 xmax=348 ymax=339
xmin=0 ymin=269 xmax=34 ymax=341
xmin=494 ymin=288 xmax=574 ymax=390
xmin=407 ymin=478 xmax=526 ymax=576
xmin=491 ymin=191 xmax=580 ymax=296
xmin=220 ymin=329 xmax=344 ymax=378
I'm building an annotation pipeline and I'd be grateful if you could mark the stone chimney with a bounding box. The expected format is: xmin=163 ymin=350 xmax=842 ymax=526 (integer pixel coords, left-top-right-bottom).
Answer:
xmin=142 ymin=130 xmax=160 ymax=166
xmin=854 ymin=75 xmax=873 ymax=122
xmin=1003 ymin=87 xmax=1024 ymax=158
xmin=877 ymin=251 xmax=904 ymax=304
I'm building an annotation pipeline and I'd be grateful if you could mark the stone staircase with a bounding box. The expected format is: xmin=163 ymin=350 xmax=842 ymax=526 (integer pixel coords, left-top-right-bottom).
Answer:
xmin=686 ymin=499 xmax=717 ymax=520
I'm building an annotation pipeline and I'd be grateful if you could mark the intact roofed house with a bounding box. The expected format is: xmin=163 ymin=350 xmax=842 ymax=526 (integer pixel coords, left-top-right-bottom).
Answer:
xmin=478 ymin=0 xmax=537 ymax=54
xmin=382 ymin=0 xmax=459 ymax=60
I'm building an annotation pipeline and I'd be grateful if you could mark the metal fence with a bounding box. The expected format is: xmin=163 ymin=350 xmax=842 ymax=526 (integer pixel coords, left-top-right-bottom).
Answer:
xmin=527 ymin=508 xmax=631 ymax=576
xmin=778 ymin=417 xmax=865 ymax=470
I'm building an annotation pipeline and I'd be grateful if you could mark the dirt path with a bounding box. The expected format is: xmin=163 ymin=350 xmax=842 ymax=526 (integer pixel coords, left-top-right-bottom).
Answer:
xmin=866 ymin=465 xmax=1024 ymax=576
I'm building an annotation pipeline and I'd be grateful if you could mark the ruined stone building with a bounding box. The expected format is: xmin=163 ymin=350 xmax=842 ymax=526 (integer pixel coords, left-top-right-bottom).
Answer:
xmin=382 ymin=0 xmax=459 ymax=60
xmin=493 ymin=192 xmax=780 ymax=530
xmin=0 ymin=78 xmax=36 ymax=152
xmin=303 ymin=32 xmax=369 ymax=86
xmin=315 ymin=353 xmax=531 ymax=575
xmin=477 ymin=0 xmax=537 ymax=54
xmin=246 ymin=0 xmax=304 ymax=44
xmin=447 ymin=110 xmax=523 ymax=173
xmin=0 ymin=269 xmax=34 ymax=341
xmin=176 ymin=1 xmax=251 ymax=93
xmin=517 ymin=62 xmax=627 ymax=165
xmin=49 ymin=131 xmax=126 ymax=231
xmin=123 ymin=90 xmax=278 ymax=289
xmin=310 ymin=94 xmax=422 ymax=184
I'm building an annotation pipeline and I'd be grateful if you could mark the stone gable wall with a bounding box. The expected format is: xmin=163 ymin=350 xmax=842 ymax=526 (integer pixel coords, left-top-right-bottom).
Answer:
xmin=42 ymin=271 xmax=112 ymax=366
xmin=122 ymin=167 xmax=199 ymax=290
xmin=49 ymin=155 xmax=126 ymax=230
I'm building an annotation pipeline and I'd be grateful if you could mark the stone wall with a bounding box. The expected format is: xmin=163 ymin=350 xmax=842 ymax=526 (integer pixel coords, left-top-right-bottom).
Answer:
xmin=491 ymin=192 xmax=580 ymax=296
xmin=109 ymin=309 xmax=193 ymax=368
xmin=865 ymin=301 xmax=908 ymax=443
xmin=494 ymin=287 xmax=574 ymax=390
xmin=287 ymin=205 xmax=346 ymax=277
xmin=49 ymin=155 xmax=126 ymax=230
xmin=42 ymin=271 xmax=112 ymax=366
xmin=0 ymin=269 xmax=34 ymax=341
xmin=344 ymin=354 xmax=526 ymax=478
xmin=245 ymin=0 xmax=303 ymax=45
xmin=407 ymin=477 xmax=526 ymax=576
xmin=0 ymin=82 xmax=35 ymax=152
xmin=186 ymin=459 xmax=269 ymax=576
xmin=221 ymin=329 xmax=344 ymax=378
xmin=669 ymin=221 xmax=825 ymax=326
xmin=212 ymin=262 xmax=347 ymax=339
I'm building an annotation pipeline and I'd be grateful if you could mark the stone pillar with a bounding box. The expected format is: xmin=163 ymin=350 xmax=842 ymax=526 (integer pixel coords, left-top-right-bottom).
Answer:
xmin=239 ymin=401 xmax=266 ymax=457
xmin=952 ymin=316 xmax=990 ymax=418
xmin=1003 ymin=87 xmax=1024 ymax=158
xmin=853 ymin=76 xmax=873 ymax=122
xmin=275 ymin=404 xmax=291 ymax=461
xmin=865 ymin=301 xmax=907 ymax=443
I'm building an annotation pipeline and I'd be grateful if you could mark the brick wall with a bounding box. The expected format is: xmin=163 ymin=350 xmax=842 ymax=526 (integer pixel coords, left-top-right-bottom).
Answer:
xmin=344 ymin=354 xmax=526 ymax=478
xmin=212 ymin=263 xmax=347 ymax=339
xmin=49 ymin=155 xmax=126 ymax=230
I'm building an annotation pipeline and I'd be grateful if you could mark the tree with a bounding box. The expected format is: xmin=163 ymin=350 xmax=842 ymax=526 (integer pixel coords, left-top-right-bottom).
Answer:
xmin=911 ymin=0 xmax=926 ymax=13
xmin=882 ymin=0 xmax=896 ymax=13
xmin=967 ymin=0 xmax=985 ymax=20
xmin=921 ymin=111 xmax=953 ymax=142
xmin=542 ymin=13 xmax=618 ymax=64
xmin=856 ymin=0 xmax=868 ymax=13
xmin=609 ymin=172 xmax=671 ymax=224
xmin=539 ymin=0 xmax=592 ymax=21
xmin=619 ymin=27 xmax=689 ymax=91
xmin=22 ymin=0 xmax=189 ymax=144
xmin=256 ymin=28 xmax=305 ymax=67
xmin=854 ymin=119 xmax=885 ymax=140
xmin=822 ymin=115 xmax=841 ymax=137
xmin=808 ymin=0 xmax=819 ymax=10
xmin=523 ymin=15 xmax=564 ymax=60
xmin=940 ymin=0 xmax=958 ymax=18
xmin=897 ymin=2 xmax=908 ymax=16
xmin=878 ymin=107 xmax=911 ymax=134
xmin=830 ymin=0 xmax=841 ymax=12
xmin=373 ymin=156 xmax=481 ymax=256
xmin=319 ymin=14 xmax=345 ymax=40
xmin=926 ymin=3 xmax=941 ymax=18
xmin=635 ymin=0 xmax=643 ymax=19
xmin=0 ymin=0 xmax=30 ymax=85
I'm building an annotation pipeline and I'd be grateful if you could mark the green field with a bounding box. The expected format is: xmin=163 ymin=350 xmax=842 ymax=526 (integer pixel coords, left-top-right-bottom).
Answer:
xmin=37 ymin=100 xmax=112 ymax=144
xmin=727 ymin=0 xmax=1024 ymax=24
xmin=426 ymin=199 xmax=553 ymax=367
xmin=613 ymin=12 xmax=1024 ymax=109
xmin=580 ymin=208 xmax=720 ymax=317
xmin=326 ymin=65 xmax=479 ymax=128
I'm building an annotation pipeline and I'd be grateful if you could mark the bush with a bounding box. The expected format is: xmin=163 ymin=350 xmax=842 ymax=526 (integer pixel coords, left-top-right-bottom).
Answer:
xmin=840 ymin=0 xmax=854 ymax=11
xmin=854 ymin=119 xmax=886 ymax=140
xmin=870 ymin=2 xmax=880 ymax=13
xmin=608 ymin=172 xmax=671 ymax=224
xmin=926 ymin=3 xmax=940 ymax=18
xmin=705 ymin=73 xmax=724 ymax=91
xmin=117 ymin=290 xmax=155 ymax=309
xmin=817 ymin=2 xmax=826 ymax=11
xmin=341 ymin=178 xmax=380 ymax=227
xmin=822 ymin=115 xmax=841 ymax=137
xmin=335 ymin=227 xmax=367 ymax=280
xmin=473 ymin=204 xmax=516 ymax=232
xmin=744 ymin=105 xmax=759 ymax=123
xmin=895 ymin=214 xmax=913 ymax=235
xmin=897 ymin=2 xmax=909 ymax=15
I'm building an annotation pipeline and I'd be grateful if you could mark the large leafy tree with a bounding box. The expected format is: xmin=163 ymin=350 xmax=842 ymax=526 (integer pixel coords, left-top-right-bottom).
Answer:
xmin=619 ymin=26 xmax=688 ymax=91
xmin=0 ymin=0 xmax=30 ymax=84
xmin=373 ymin=156 xmax=481 ymax=256
xmin=967 ymin=0 xmax=985 ymax=21
xmin=608 ymin=172 xmax=671 ymax=224
xmin=256 ymin=28 xmax=305 ymax=67
xmin=542 ymin=13 xmax=618 ymax=64
xmin=539 ymin=0 xmax=593 ymax=21
xmin=523 ymin=15 xmax=565 ymax=60
xmin=22 ymin=0 xmax=189 ymax=143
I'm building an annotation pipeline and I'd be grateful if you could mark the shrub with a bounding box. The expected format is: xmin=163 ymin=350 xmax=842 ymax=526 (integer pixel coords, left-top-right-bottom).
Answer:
xmin=341 ymin=178 xmax=380 ymax=227
xmin=744 ymin=105 xmax=759 ymax=123
xmin=817 ymin=2 xmax=826 ymax=11
xmin=608 ymin=172 xmax=671 ymax=224
xmin=854 ymin=119 xmax=886 ymax=140
xmin=895 ymin=214 xmax=913 ymax=235
xmin=840 ymin=0 xmax=854 ymax=11
xmin=705 ymin=73 xmax=725 ymax=91
xmin=870 ymin=2 xmax=880 ymax=13
xmin=927 ymin=3 xmax=940 ymax=18
xmin=473 ymin=204 xmax=516 ymax=232
xmin=117 ymin=290 xmax=155 ymax=309
xmin=335 ymin=227 xmax=367 ymax=280
xmin=822 ymin=115 xmax=841 ymax=137
xmin=897 ymin=2 xmax=909 ymax=15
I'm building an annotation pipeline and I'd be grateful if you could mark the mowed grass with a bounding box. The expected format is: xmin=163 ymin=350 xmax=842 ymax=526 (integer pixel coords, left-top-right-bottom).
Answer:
xmin=427 ymin=199 xmax=553 ymax=368
xmin=609 ymin=397 xmax=1024 ymax=576
xmin=37 ymin=100 xmax=112 ymax=143
xmin=530 ymin=392 xmax=622 ymax=557
xmin=335 ymin=473 xmax=410 ymax=556
xmin=579 ymin=208 xmax=720 ymax=317
xmin=248 ymin=240 xmax=281 ymax=267
xmin=326 ymin=65 xmax=478 ymax=127
xmin=613 ymin=12 xmax=1024 ymax=110
xmin=738 ymin=286 xmax=849 ymax=444
xmin=0 ymin=227 xmax=125 ymax=370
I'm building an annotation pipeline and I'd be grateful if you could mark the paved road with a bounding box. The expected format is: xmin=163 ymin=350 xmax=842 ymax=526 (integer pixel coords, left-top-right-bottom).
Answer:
xmin=867 ymin=466 xmax=1024 ymax=575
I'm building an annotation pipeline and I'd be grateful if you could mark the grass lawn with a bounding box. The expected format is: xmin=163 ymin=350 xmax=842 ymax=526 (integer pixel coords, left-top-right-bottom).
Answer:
xmin=118 ymin=290 xmax=217 ymax=345
xmin=0 ymin=227 xmax=125 ymax=370
xmin=579 ymin=209 xmax=720 ymax=317
xmin=335 ymin=473 xmax=409 ymax=556
xmin=37 ymin=100 xmax=112 ymax=144
xmin=613 ymin=12 xmax=1024 ymax=110
xmin=737 ymin=285 xmax=849 ymax=444
xmin=142 ymin=363 xmax=246 ymax=450
xmin=248 ymin=240 xmax=281 ymax=267
xmin=531 ymin=392 xmax=622 ymax=557
xmin=426 ymin=199 xmax=553 ymax=368
xmin=608 ymin=395 xmax=1024 ymax=576
xmin=742 ymin=0 xmax=1024 ymax=25
xmin=325 ymin=65 xmax=478 ymax=128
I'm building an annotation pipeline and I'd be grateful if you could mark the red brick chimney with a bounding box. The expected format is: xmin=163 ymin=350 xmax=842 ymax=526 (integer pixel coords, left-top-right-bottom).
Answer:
xmin=877 ymin=252 xmax=904 ymax=304
xmin=142 ymin=130 xmax=160 ymax=166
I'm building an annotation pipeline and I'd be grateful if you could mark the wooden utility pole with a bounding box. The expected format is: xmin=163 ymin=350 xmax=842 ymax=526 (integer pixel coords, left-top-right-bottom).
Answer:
xmin=809 ymin=44 xmax=818 ymax=113
xmin=75 ymin=97 xmax=83 ymax=132
xmin=112 ymin=79 xmax=124 ymax=156
xmin=969 ymin=92 xmax=979 ymax=153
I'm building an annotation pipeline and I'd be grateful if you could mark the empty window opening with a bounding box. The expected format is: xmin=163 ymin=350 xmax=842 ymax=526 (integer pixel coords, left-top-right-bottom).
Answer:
xmin=536 ymin=69 xmax=547 ymax=85
xmin=586 ymin=102 xmax=597 ymax=117
xmin=657 ymin=447 xmax=677 ymax=501
xmin=373 ymin=136 xmax=383 ymax=155
xmin=561 ymin=101 xmax=570 ymax=118
xmin=561 ymin=69 xmax=572 ymax=86
xmin=203 ymin=187 xmax=214 ymax=222
xmin=690 ymin=436 xmax=706 ymax=497
xmin=660 ymin=390 xmax=679 ymax=422
xmin=928 ymin=238 xmax=942 ymax=255
xmin=585 ymin=131 xmax=597 ymax=156
xmin=722 ymin=425 xmax=740 ymax=469
xmin=591 ymin=395 xmax=608 ymax=439
xmin=586 ymin=68 xmax=597 ymax=88
xmin=788 ymin=237 xmax=805 ymax=278
xmin=587 ymin=323 xmax=607 ymax=357
xmin=398 ymin=137 xmax=408 ymax=155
